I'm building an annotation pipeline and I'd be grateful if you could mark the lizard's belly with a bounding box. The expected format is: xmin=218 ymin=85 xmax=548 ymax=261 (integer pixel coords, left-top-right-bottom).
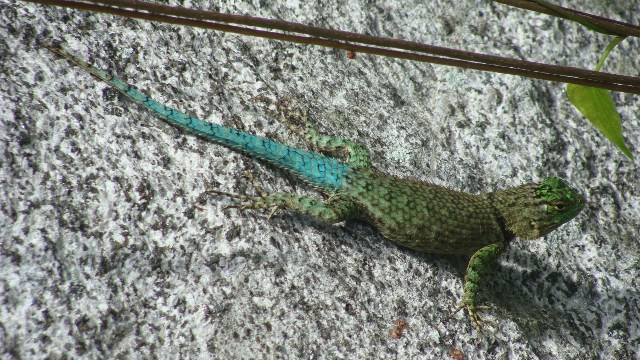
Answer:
xmin=371 ymin=217 xmax=502 ymax=255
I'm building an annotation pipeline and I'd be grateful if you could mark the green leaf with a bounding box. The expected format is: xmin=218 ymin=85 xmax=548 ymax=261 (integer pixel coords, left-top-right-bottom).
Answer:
xmin=566 ymin=36 xmax=632 ymax=160
xmin=566 ymin=84 xmax=633 ymax=160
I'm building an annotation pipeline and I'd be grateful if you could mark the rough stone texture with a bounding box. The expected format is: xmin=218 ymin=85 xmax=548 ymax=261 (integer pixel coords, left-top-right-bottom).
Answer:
xmin=1 ymin=0 xmax=639 ymax=358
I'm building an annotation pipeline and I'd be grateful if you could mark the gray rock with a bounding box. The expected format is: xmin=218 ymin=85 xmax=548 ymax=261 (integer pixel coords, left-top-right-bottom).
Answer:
xmin=1 ymin=0 xmax=638 ymax=358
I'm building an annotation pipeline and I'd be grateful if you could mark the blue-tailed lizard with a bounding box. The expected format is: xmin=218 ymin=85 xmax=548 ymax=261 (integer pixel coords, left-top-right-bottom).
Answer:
xmin=44 ymin=43 xmax=585 ymax=331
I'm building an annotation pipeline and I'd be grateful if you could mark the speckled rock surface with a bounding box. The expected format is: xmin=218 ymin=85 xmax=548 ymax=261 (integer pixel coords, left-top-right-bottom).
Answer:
xmin=1 ymin=0 xmax=639 ymax=358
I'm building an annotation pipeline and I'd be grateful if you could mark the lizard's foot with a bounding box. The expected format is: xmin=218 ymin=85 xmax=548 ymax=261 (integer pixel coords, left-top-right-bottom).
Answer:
xmin=450 ymin=301 xmax=497 ymax=334
xmin=253 ymin=94 xmax=372 ymax=168
xmin=253 ymin=94 xmax=320 ymax=143
xmin=275 ymin=97 xmax=315 ymax=140
xmin=204 ymin=171 xmax=282 ymax=218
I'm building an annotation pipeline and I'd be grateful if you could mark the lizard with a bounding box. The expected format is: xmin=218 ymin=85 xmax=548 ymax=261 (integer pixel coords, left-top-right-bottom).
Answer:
xmin=43 ymin=43 xmax=585 ymax=331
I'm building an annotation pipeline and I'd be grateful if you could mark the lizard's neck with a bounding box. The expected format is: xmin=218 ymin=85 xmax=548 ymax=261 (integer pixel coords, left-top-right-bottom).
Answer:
xmin=487 ymin=183 xmax=549 ymax=240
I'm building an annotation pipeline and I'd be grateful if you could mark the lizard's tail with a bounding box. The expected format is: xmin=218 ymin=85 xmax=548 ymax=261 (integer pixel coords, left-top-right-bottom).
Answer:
xmin=44 ymin=44 xmax=350 ymax=191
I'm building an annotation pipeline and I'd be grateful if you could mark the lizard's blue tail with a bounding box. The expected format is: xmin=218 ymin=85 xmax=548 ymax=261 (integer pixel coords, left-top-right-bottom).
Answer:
xmin=46 ymin=45 xmax=350 ymax=191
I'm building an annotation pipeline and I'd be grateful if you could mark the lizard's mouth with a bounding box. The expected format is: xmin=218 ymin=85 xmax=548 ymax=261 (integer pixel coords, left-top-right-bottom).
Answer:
xmin=532 ymin=198 xmax=584 ymax=238
xmin=531 ymin=222 xmax=558 ymax=238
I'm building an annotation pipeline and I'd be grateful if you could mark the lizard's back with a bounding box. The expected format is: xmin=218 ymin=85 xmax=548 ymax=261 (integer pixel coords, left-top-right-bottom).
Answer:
xmin=342 ymin=169 xmax=505 ymax=255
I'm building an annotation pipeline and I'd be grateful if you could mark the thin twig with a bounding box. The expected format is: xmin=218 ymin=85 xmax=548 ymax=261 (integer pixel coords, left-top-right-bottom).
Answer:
xmin=81 ymin=0 xmax=640 ymax=87
xmin=494 ymin=0 xmax=640 ymax=37
xmin=23 ymin=0 xmax=640 ymax=95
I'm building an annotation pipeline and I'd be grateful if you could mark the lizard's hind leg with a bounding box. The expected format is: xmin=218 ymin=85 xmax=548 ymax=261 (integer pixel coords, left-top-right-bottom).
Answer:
xmin=256 ymin=95 xmax=372 ymax=169
xmin=206 ymin=171 xmax=358 ymax=224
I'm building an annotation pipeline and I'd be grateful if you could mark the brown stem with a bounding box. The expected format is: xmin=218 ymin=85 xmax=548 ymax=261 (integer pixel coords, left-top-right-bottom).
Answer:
xmin=23 ymin=0 xmax=640 ymax=94
xmin=493 ymin=0 xmax=640 ymax=37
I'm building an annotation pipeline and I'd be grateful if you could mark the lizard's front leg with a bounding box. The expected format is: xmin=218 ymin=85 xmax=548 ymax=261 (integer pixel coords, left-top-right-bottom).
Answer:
xmin=452 ymin=242 xmax=506 ymax=332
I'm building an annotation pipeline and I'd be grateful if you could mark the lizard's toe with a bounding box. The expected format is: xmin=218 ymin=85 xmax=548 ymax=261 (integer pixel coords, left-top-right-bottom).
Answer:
xmin=450 ymin=302 xmax=497 ymax=335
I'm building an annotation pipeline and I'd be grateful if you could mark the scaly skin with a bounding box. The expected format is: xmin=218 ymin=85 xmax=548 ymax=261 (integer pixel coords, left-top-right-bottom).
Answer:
xmin=45 ymin=44 xmax=585 ymax=332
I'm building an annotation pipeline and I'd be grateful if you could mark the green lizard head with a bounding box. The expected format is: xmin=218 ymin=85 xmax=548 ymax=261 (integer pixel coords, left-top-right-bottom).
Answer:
xmin=496 ymin=177 xmax=585 ymax=240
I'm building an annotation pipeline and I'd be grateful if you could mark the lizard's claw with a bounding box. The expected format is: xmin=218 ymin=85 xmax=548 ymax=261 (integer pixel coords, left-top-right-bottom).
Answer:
xmin=252 ymin=94 xmax=309 ymax=135
xmin=240 ymin=171 xmax=268 ymax=197
xmin=205 ymin=188 xmax=271 ymax=212
xmin=267 ymin=206 xmax=281 ymax=219
xmin=450 ymin=301 xmax=497 ymax=334
xmin=203 ymin=172 xmax=281 ymax=218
